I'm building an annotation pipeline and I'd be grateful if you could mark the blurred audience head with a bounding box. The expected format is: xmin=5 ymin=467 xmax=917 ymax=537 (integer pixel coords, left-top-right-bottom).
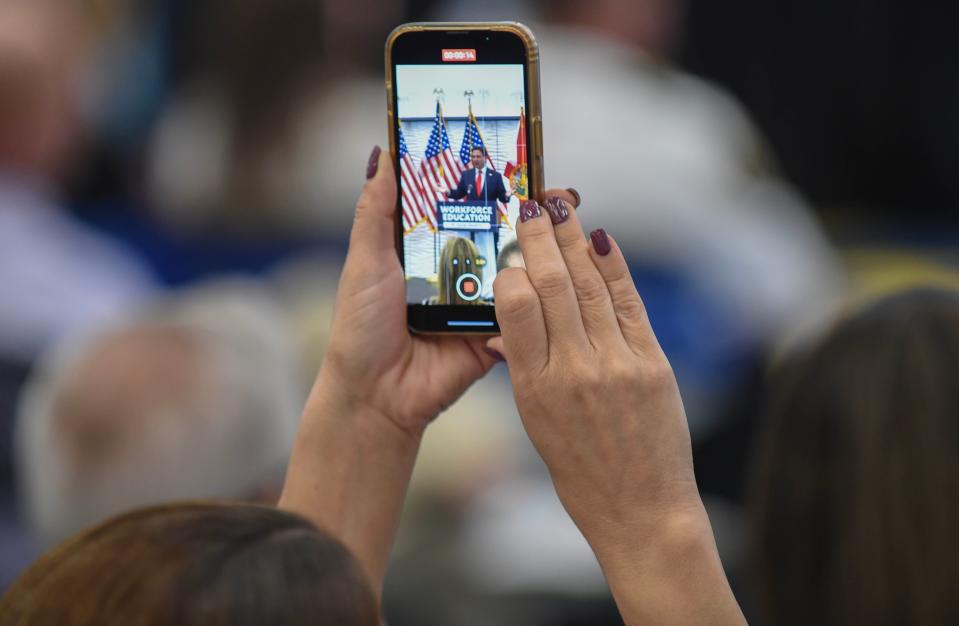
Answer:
xmin=535 ymin=0 xmax=684 ymax=55
xmin=320 ymin=0 xmax=403 ymax=73
xmin=149 ymin=0 xmax=333 ymax=234
xmin=0 ymin=502 xmax=379 ymax=626
xmin=0 ymin=0 xmax=91 ymax=182
xmin=205 ymin=0 xmax=325 ymax=155
xmin=751 ymin=288 xmax=959 ymax=626
xmin=15 ymin=280 xmax=302 ymax=547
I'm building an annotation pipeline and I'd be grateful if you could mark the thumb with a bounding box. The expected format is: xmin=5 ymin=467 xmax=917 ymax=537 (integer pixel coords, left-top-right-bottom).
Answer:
xmin=349 ymin=146 xmax=398 ymax=259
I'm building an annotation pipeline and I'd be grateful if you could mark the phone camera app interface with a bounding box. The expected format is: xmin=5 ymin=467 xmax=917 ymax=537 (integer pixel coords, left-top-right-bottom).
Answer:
xmin=397 ymin=55 xmax=527 ymax=306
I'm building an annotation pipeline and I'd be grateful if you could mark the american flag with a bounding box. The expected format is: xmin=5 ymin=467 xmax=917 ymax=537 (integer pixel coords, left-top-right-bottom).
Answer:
xmin=459 ymin=107 xmax=510 ymax=223
xmin=419 ymin=101 xmax=466 ymax=201
xmin=458 ymin=109 xmax=486 ymax=166
xmin=398 ymin=127 xmax=435 ymax=232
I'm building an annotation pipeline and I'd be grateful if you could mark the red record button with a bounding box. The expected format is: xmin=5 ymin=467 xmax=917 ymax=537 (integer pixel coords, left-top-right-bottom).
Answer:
xmin=455 ymin=273 xmax=482 ymax=301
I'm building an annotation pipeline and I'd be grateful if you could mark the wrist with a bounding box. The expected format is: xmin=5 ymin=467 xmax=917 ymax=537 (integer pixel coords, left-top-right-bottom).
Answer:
xmin=313 ymin=349 xmax=429 ymax=434
xmin=303 ymin=368 xmax=425 ymax=450
xmin=280 ymin=370 xmax=424 ymax=595
xmin=571 ymin=492 xmax=711 ymax=574
xmin=585 ymin=500 xmax=745 ymax=626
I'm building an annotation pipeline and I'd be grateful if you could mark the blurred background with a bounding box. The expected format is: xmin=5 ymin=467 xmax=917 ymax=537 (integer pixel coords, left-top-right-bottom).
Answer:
xmin=2 ymin=0 xmax=958 ymax=624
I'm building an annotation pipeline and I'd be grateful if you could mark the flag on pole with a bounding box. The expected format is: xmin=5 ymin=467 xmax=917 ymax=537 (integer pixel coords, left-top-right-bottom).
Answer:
xmin=504 ymin=107 xmax=528 ymax=201
xmin=398 ymin=127 xmax=435 ymax=232
xmin=459 ymin=104 xmax=511 ymax=224
xmin=419 ymin=101 xmax=466 ymax=199
xmin=458 ymin=106 xmax=486 ymax=166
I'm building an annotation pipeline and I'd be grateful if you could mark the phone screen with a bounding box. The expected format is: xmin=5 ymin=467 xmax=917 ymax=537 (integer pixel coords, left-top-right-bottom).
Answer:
xmin=389 ymin=26 xmax=538 ymax=333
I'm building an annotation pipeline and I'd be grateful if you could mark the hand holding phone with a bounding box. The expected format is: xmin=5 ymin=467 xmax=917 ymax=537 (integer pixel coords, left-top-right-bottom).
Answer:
xmin=279 ymin=147 xmax=506 ymax=599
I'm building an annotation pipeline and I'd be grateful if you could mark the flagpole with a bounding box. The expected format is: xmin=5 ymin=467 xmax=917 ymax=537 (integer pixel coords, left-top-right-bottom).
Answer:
xmin=431 ymin=91 xmax=443 ymax=267
xmin=463 ymin=90 xmax=474 ymax=154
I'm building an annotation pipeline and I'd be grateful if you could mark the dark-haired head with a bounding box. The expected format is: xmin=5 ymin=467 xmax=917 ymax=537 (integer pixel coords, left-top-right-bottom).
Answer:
xmin=0 ymin=502 xmax=379 ymax=626
xmin=469 ymin=146 xmax=487 ymax=169
xmin=751 ymin=288 xmax=959 ymax=626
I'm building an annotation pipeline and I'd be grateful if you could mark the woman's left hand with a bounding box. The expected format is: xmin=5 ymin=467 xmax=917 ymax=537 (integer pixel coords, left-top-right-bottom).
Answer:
xmin=314 ymin=146 xmax=499 ymax=437
xmin=282 ymin=147 xmax=580 ymax=600
xmin=283 ymin=147 xmax=500 ymax=599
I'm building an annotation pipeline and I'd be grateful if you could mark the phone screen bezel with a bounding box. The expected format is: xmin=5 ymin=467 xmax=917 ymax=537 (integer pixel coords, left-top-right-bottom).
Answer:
xmin=388 ymin=26 xmax=537 ymax=335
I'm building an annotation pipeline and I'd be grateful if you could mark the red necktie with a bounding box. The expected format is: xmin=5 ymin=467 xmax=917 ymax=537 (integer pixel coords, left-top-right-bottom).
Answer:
xmin=475 ymin=171 xmax=483 ymax=196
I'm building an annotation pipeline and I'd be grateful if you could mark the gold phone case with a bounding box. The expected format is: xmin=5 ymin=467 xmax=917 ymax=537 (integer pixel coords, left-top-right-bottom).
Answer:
xmin=386 ymin=22 xmax=544 ymax=335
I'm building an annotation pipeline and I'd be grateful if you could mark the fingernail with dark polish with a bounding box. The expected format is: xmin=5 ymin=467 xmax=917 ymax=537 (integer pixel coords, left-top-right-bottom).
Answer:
xmin=590 ymin=228 xmax=612 ymax=256
xmin=545 ymin=196 xmax=570 ymax=225
xmin=566 ymin=187 xmax=581 ymax=208
xmin=366 ymin=145 xmax=381 ymax=179
xmin=520 ymin=199 xmax=541 ymax=223
xmin=483 ymin=347 xmax=505 ymax=362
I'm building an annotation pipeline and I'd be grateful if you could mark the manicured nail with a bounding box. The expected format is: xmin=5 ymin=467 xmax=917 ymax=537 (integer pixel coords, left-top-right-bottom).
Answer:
xmin=590 ymin=228 xmax=611 ymax=256
xmin=566 ymin=187 xmax=581 ymax=208
xmin=520 ymin=199 xmax=541 ymax=222
xmin=545 ymin=196 xmax=569 ymax=225
xmin=366 ymin=145 xmax=381 ymax=179
xmin=483 ymin=347 xmax=505 ymax=362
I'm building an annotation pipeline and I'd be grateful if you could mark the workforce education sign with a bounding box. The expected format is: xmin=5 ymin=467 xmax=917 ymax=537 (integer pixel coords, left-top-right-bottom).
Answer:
xmin=436 ymin=201 xmax=497 ymax=231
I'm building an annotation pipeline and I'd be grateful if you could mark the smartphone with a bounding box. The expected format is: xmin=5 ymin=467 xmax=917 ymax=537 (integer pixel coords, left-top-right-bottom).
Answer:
xmin=385 ymin=22 xmax=544 ymax=334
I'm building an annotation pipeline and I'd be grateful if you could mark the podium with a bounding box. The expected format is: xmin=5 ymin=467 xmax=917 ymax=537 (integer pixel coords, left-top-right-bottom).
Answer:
xmin=432 ymin=201 xmax=500 ymax=286
xmin=436 ymin=200 xmax=498 ymax=231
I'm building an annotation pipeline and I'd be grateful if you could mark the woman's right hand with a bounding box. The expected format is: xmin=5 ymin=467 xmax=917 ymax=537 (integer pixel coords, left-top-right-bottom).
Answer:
xmin=487 ymin=192 xmax=699 ymax=541
xmin=487 ymin=194 xmax=746 ymax=625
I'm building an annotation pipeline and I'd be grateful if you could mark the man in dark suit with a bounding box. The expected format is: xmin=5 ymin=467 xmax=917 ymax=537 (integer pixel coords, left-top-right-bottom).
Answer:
xmin=446 ymin=147 xmax=511 ymax=204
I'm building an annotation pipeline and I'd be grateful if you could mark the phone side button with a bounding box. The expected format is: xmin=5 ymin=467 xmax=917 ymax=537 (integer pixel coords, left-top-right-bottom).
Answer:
xmin=532 ymin=118 xmax=543 ymax=157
